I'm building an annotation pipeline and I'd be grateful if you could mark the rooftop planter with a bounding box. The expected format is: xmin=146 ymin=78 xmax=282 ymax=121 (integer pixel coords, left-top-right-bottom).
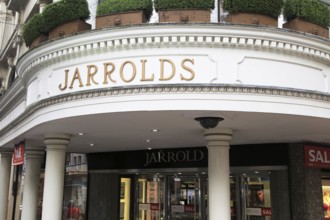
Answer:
xmin=154 ymin=0 xmax=215 ymax=23
xmin=96 ymin=0 xmax=153 ymax=28
xmin=22 ymin=13 xmax=48 ymax=47
xmin=223 ymin=0 xmax=284 ymax=27
xmin=42 ymin=0 xmax=91 ymax=40
xmin=283 ymin=0 xmax=330 ymax=38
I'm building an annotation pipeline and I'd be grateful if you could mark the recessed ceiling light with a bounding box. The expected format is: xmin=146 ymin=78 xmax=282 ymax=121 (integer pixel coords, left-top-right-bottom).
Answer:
xmin=90 ymin=143 xmax=95 ymax=147
xmin=147 ymin=147 xmax=152 ymax=150
xmin=146 ymin=139 xmax=151 ymax=143
xmin=151 ymin=129 xmax=159 ymax=133
xmin=77 ymin=132 xmax=84 ymax=136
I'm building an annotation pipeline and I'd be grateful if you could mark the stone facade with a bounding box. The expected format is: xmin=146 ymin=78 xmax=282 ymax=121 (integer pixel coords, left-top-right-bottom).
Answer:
xmin=288 ymin=143 xmax=324 ymax=220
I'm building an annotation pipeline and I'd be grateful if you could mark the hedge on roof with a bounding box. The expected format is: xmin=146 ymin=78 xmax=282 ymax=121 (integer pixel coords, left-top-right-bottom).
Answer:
xmin=42 ymin=0 xmax=90 ymax=33
xmin=96 ymin=0 xmax=153 ymax=22
xmin=222 ymin=0 xmax=284 ymax=18
xmin=283 ymin=0 xmax=330 ymax=27
xmin=22 ymin=13 xmax=47 ymax=46
xmin=154 ymin=0 xmax=215 ymax=11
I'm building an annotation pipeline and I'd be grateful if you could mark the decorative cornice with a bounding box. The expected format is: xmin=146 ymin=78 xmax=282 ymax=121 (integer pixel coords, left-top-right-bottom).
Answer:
xmin=17 ymin=23 xmax=330 ymax=79
xmin=1 ymin=84 xmax=330 ymax=137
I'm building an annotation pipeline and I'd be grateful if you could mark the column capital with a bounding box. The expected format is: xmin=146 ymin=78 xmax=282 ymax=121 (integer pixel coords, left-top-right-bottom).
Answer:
xmin=0 ymin=148 xmax=13 ymax=158
xmin=25 ymin=145 xmax=45 ymax=160
xmin=44 ymin=133 xmax=70 ymax=151
xmin=204 ymin=128 xmax=233 ymax=148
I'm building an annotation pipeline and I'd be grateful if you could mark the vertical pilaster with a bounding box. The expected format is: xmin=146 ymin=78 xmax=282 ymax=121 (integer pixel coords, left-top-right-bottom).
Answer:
xmin=288 ymin=143 xmax=323 ymax=220
xmin=0 ymin=149 xmax=13 ymax=220
xmin=42 ymin=134 xmax=70 ymax=220
xmin=21 ymin=145 xmax=44 ymax=220
xmin=204 ymin=128 xmax=233 ymax=220
xmin=270 ymin=170 xmax=291 ymax=220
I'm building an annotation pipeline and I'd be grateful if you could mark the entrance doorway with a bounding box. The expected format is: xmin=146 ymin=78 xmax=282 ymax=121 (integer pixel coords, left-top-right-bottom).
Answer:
xmin=168 ymin=175 xmax=202 ymax=220
xmin=118 ymin=170 xmax=275 ymax=220
xmin=119 ymin=171 xmax=207 ymax=220
xmin=136 ymin=175 xmax=164 ymax=220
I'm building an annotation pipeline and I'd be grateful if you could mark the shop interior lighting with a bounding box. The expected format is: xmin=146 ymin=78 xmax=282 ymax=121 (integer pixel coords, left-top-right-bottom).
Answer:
xmin=145 ymin=139 xmax=151 ymax=143
xmin=90 ymin=143 xmax=95 ymax=147
xmin=150 ymin=129 xmax=159 ymax=133
xmin=77 ymin=132 xmax=84 ymax=136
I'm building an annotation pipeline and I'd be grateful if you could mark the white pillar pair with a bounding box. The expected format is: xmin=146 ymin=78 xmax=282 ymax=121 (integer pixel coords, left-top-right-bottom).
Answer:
xmin=205 ymin=128 xmax=233 ymax=220
xmin=20 ymin=134 xmax=70 ymax=220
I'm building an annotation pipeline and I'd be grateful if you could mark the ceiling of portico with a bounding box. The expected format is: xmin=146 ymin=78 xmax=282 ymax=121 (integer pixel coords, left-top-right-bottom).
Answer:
xmin=12 ymin=110 xmax=330 ymax=153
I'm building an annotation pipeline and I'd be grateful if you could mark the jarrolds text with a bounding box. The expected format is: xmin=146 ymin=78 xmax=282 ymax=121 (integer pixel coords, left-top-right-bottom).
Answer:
xmin=59 ymin=58 xmax=196 ymax=91
xmin=144 ymin=149 xmax=204 ymax=167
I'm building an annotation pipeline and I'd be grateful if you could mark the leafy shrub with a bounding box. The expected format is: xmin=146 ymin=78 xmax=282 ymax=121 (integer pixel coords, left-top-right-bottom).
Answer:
xmin=43 ymin=0 xmax=90 ymax=33
xmin=22 ymin=13 xmax=47 ymax=46
xmin=97 ymin=0 xmax=153 ymax=21
xmin=223 ymin=0 xmax=284 ymax=18
xmin=154 ymin=0 xmax=215 ymax=11
xmin=283 ymin=0 xmax=330 ymax=27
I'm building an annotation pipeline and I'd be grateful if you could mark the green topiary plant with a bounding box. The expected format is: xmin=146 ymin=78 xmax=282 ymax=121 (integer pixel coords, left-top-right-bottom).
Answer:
xmin=223 ymin=0 xmax=284 ymax=18
xmin=97 ymin=0 xmax=153 ymax=22
xmin=154 ymin=0 xmax=215 ymax=11
xmin=42 ymin=0 xmax=90 ymax=33
xmin=22 ymin=13 xmax=47 ymax=47
xmin=283 ymin=0 xmax=330 ymax=27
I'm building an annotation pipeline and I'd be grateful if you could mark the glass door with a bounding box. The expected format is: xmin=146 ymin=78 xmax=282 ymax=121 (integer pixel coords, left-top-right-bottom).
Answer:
xmin=136 ymin=174 xmax=164 ymax=220
xmin=168 ymin=175 xmax=200 ymax=220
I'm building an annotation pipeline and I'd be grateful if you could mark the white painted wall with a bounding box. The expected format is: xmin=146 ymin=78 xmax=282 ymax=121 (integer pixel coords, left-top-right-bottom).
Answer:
xmin=0 ymin=25 xmax=329 ymax=147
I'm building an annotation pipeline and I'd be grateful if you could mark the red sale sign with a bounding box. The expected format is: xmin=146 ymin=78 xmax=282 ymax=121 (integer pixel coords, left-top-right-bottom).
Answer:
xmin=305 ymin=145 xmax=330 ymax=169
xmin=262 ymin=208 xmax=272 ymax=216
xmin=12 ymin=142 xmax=25 ymax=166
xmin=150 ymin=203 xmax=159 ymax=211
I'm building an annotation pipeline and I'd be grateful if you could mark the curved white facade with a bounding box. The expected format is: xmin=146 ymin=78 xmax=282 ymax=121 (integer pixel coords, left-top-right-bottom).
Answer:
xmin=0 ymin=20 xmax=329 ymax=220
xmin=0 ymin=24 xmax=329 ymax=152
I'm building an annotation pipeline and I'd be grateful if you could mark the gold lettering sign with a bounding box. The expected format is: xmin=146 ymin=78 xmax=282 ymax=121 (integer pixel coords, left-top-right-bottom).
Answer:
xmin=58 ymin=58 xmax=196 ymax=91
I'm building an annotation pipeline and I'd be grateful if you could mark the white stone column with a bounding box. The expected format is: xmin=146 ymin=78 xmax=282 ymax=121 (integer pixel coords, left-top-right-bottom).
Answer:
xmin=204 ymin=128 xmax=233 ymax=220
xmin=39 ymin=3 xmax=48 ymax=13
xmin=21 ymin=145 xmax=44 ymax=220
xmin=0 ymin=149 xmax=13 ymax=220
xmin=42 ymin=134 xmax=70 ymax=220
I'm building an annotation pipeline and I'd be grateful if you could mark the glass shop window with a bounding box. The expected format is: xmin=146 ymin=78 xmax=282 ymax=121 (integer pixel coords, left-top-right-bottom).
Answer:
xmin=62 ymin=153 xmax=88 ymax=220
xmin=243 ymin=173 xmax=272 ymax=220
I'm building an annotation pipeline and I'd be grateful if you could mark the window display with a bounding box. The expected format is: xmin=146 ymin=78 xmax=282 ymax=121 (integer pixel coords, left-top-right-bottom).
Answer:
xmin=137 ymin=175 xmax=163 ymax=220
xmin=322 ymin=179 xmax=330 ymax=220
xmin=62 ymin=154 xmax=88 ymax=220
xmin=243 ymin=173 xmax=271 ymax=220
xmin=120 ymin=178 xmax=131 ymax=220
